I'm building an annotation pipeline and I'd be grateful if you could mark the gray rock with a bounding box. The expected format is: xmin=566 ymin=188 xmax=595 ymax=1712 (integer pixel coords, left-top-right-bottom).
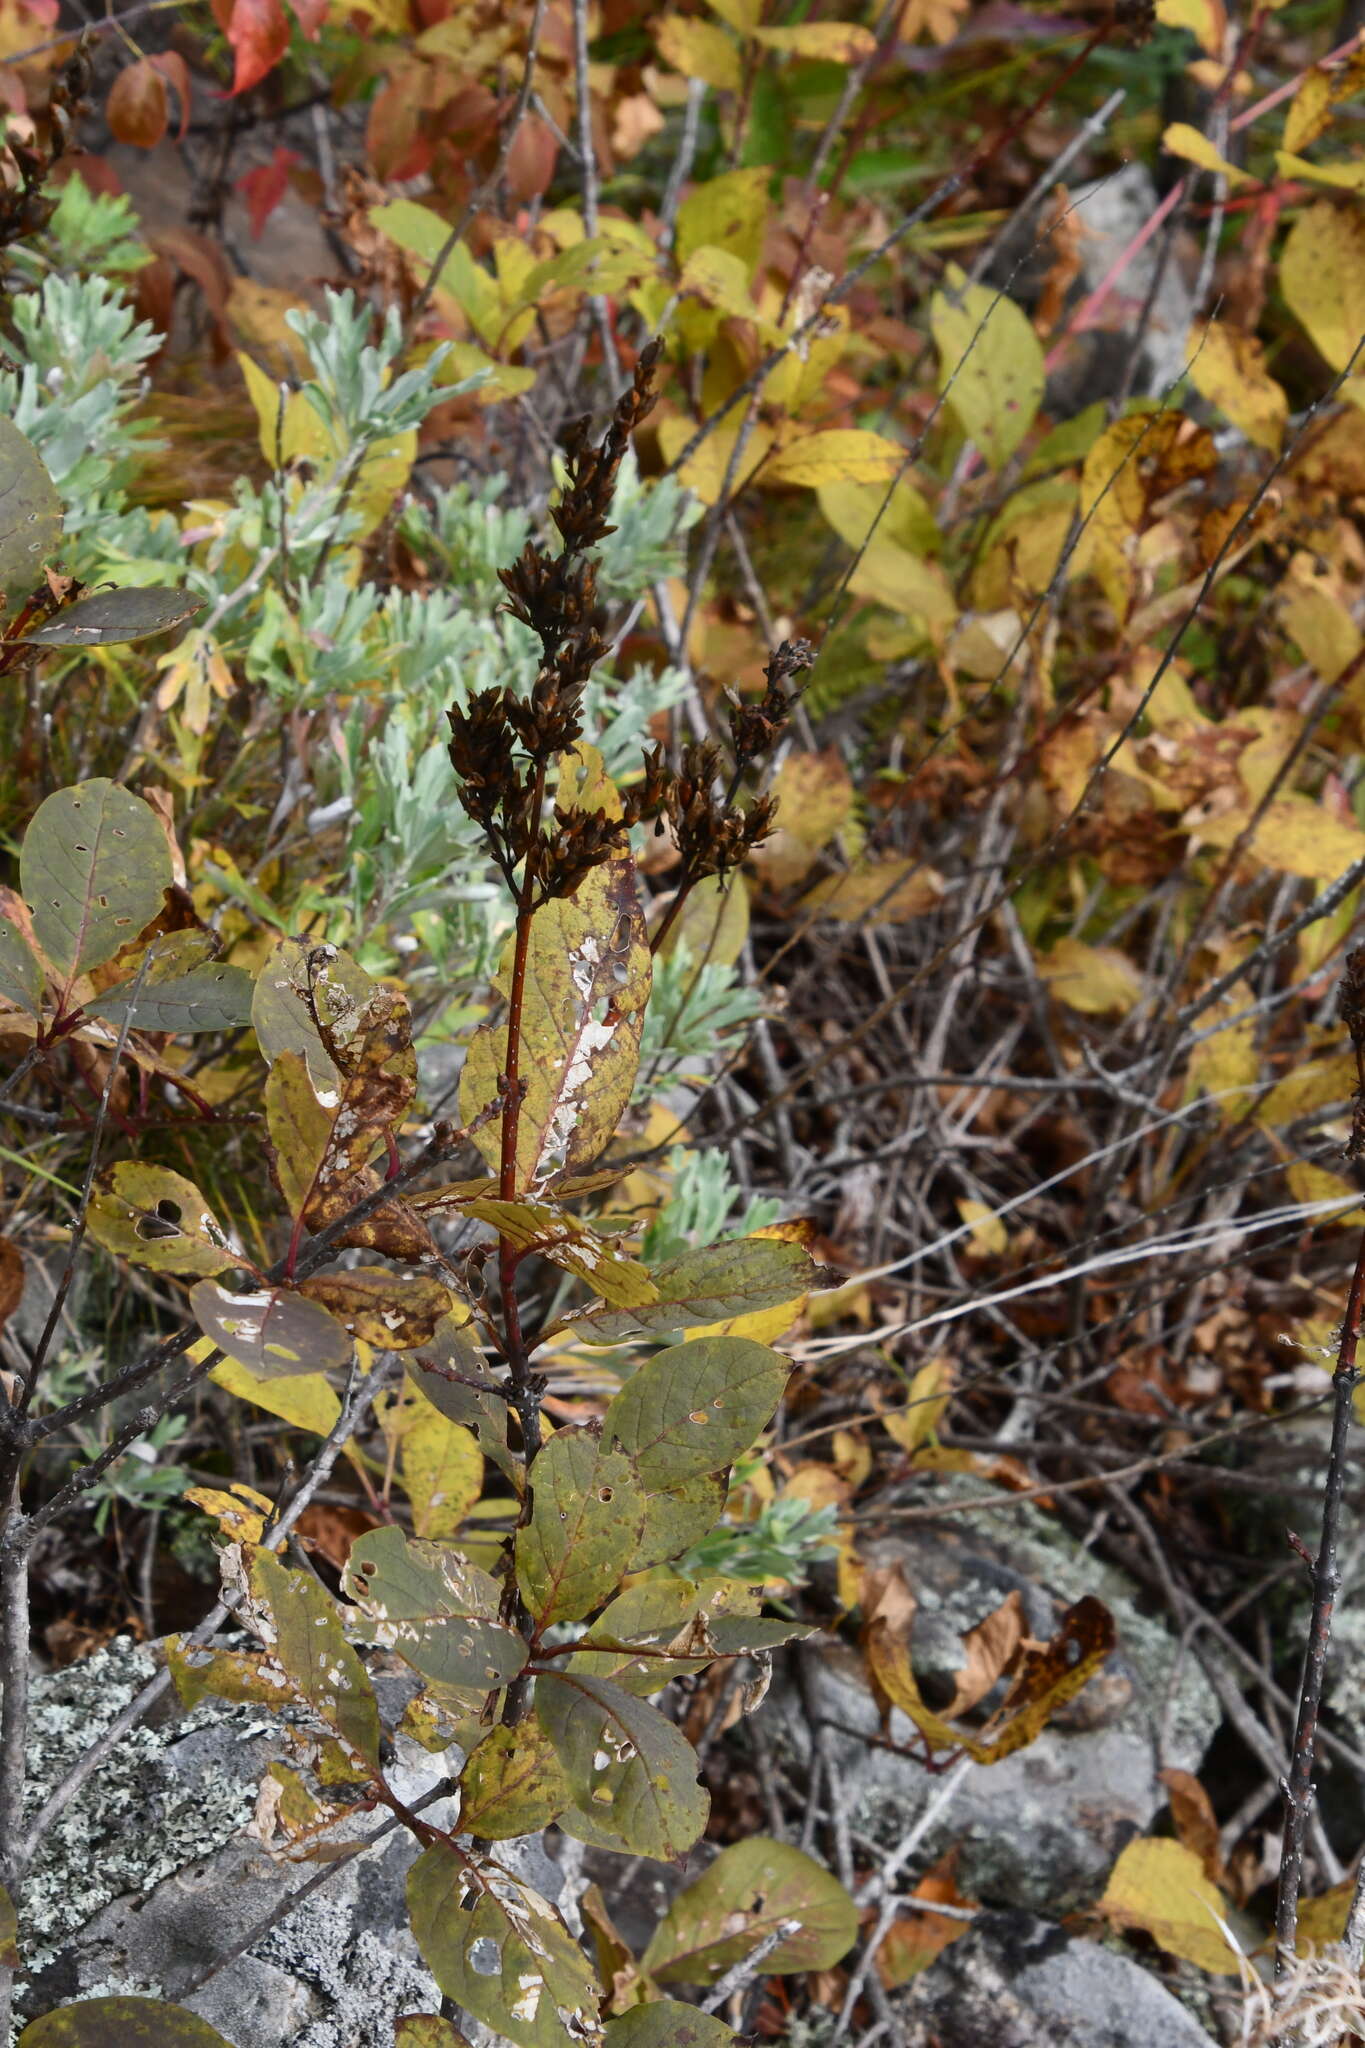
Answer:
xmin=770 ymin=1494 xmax=1219 ymax=1914
xmin=896 ymin=1909 xmax=1217 ymax=2046
xmin=1048 ymin=162 xmax=1198 ymax=409
xmin=11 ymin=1637 xmax=561 ymax=2048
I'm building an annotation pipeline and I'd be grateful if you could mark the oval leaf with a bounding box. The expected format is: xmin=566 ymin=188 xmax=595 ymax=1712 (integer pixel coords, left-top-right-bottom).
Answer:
xmin=18 ymin=1997 xmax=238 ymax=2046
xmin=190 ymin=1280 xmax=353 ymax=1378
xmin=0 ymin=417 xmax=61 ymax=621
xmin=603 ymin=1335 xmax=790 ymax=1487
xmin=536 ymin=1670 xmax=709 ymax=1861
xmin=458 ymin=1721 xmax=572 ymax=1840
xmin=407 ymin=1842 xmax=602 ymax=2048
xmin=21 ymin=780 xmax=172 ymax=982
xmin=515 ymin=1427 xmax=647 ymax=1627
xmin=87 ymin=929 xmax=253 ymax=1034
xmin=559 ymin=1237 xmax=820 ymax=1344
xmin=250 ymin=1551 xmax=382 ymax=1771
xmin=641 ymin=1838 xmax=858 ymax=1984
xmin=931 ymin=266 xmax=1044 ymax=470
xmin=20 ymin=586 xmax=205 ymax=647
xmin=342 ymin=1525 xmax=526 ymax=1694
xmin=604 ymin=2005 xmax=735 ymax=2047
xmin=88 ymin=1163 xmax=235 ymax=1276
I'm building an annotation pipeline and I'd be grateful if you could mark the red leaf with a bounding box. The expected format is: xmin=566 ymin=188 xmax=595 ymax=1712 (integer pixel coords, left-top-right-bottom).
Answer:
xmin=106 ymin=58 xmax=168 ymax=149
xmin=149 ymin=52 xmax=193 ymax=140
xmin=225 ymin=0 xmax=290 ymax=95
xmin=286 ymin=0 xmax=327 ymax=34
xmin=236 ymin=146 xmax=299 ymax=239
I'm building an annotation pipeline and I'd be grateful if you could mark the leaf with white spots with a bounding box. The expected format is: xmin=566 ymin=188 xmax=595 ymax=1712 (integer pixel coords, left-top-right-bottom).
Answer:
xmin=641 ymin=1838 xmax=859 ymax=1984
xmin=88 ymin=1163 xmax=235 ymax=1277
xmin=20 ymin=779 xmax=171 ymax=982
xmin=556 ymin=1236 xmax=821 ymax=1343
xmin=190 ymin=1281 xmax=353 ymax=1378
xmin=603 ymin=1335 xmax=790 ymax=1487
xmin=407 ymin=1842 xmax=604 ymax=2048
xmin=536 ymin=1670 xmax=709 ymax=1861
xmin=249 ymin=1551 xmax=382 ymax=1773
xmin=298 ymin=1267 xmax=457 ymax=1349
xmin=460 ymin=847 xmax=650 ymax=1190
xmin=341 ymin=1525 xmax=526 ymax=1697
xmin=457 ymin=1198 xmax=657 ymax=1308
xmin=515 ymin=1427 xmax=646 ymax=1627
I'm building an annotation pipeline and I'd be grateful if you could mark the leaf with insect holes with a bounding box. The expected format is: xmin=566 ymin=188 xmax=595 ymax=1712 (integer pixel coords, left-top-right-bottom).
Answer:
xmin=460 ymin=848 xmax=650 ymax=1191
xmin=86 ymin=930 xmax=253 ymax=1034
xmin=930 ymin=267 xmax=1043 ymax=470
xmin=557 ymin=1236 xmax=820 ymax=1343
xmin=602 ymin=1335 xmax=789 ymax=1487
xmin=407 ymin=1843 xmax=603 ymax=2048
xmin=342 ymin=1525 xmax=526 ymax=1695
xmin=252 ymin=935 xmax=379 ymax=1093
xmin=20 ymin=586 xmax=205 ymax=646
xmin=604 ymin=2005 xmax=735 ymax=2048
xmin=21 ymin=780 xmax=171 ymax=982
xmin=165 ymin=1635 xmax=291 ymax=1714
xmin=0 ymin=916 xmax=43 ymax=1014
xmin=250 ymin=1551 xmax=381 ymax=1771
xmin=0 ymin=419 xmax=61 ymax=623
xmin=88 ymin=1163 xmax=234 ymax=1276
xmin=458 ymin=1721 xmax=572 ymax=1840
xmin=190 ymin=1281 xmax=353 ymax=1378
xmin=298 ymin=1268 xmax=456 ymax=1349
xmin=642 ymin=1837 xmax=859 ymax=1985
xmin=536 ymin=1670 xmax=709 ymax=1861
xmin=17 ymin=1998 xmax=239 ymax=2046
xmin=515 ymin=1428 xmax=646 ymax=1627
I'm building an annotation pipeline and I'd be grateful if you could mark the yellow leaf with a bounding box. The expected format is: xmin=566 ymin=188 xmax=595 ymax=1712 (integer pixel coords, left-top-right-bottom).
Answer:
xmin=1258 ymin=1050 xmax=1356 ymax=1128
xmin=227 ymin=279 xmax=313 ymax=379
xmin=1161 ymin=121 xmax=1253 ymax=187
xmin=882 ymin=1358 xmax=954 ymax=1454
xmin=930 ymin=266 xmax=1044 ymax=469
xmin=1156 ymin=0 xmax=1226 ymax=53
xmin=679 ymin=246 xmax=779 ymax=340
xmin=707 ymin=0 xmax=762 ymax=30
xmin=674 ymin=166 xmax=769 ymax=277
xmin=183 ymin=1482 xmax=274 ymax=1545
xmin=1275 ymin=150 xmax=1365 ymax=192
xmin=1281 ymin=574 xmax=1363 ymax=684
xmin=753 ymin=21 xmax=877 ymax=59
xmin=656 ymin=413 xmax=774 ymax=504
xmin=1185 ymin=996 xmax=1258 ymax=1121
xmin=1284 ymin=69 xmax=1333 ymax=154
xmin=800 ymin=857 xmax=945 ymax=924
xmin=817 ymin=477 xmax=940 ymax=559
xmin=386 ymin=1394 xmax=483 ymax=1539
xmin=750 ymin=750 xmax=856 ymax=889
xmin=1281 ymin=201 xmax=1365 ymax=372
xmin=765 ymin=429 xmax=909 ymax=487
xmin=238 ymin=352 xmax=330 ymax=470
xmin=656 ymin=13 xmax=742 ymax=89
xmin=1036 ymin=938 xmax=1145 ymax=1015
xmin=1100 ymin=1839 xmax=1240 ymax=1975
xmin=1287 ymin=1160 xmax=1365 ymax=1226
xmin=212 ymin=1356 xmax=342 ymax=1438
xmin=1187 ymin=321 xmax=1287 ymax=453
xmin=1194 ymin=799 xmax=1365 ymax=881
xmin=956 ymin=1199 xmax=1007 ymax=1256
xmin=841 ymin=541 xmax=959 ymax=636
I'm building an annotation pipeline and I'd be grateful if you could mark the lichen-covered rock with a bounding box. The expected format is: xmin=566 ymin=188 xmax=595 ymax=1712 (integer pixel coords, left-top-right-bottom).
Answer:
xmin=896 ymin=1909 xmax=1217 ymax=2046
xmin=770 ymin=1495 xmax=1219 ymax=1914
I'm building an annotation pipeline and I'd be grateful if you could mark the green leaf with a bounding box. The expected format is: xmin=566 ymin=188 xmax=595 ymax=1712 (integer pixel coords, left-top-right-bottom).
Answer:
xmin=341 ymin=1525 xmax=526 ymax=1695
xmin=559 ymin=1238 xmax=819 ymax=1343
xmin=641 ymin=1839 xmax=859 ymax=1984
xmin=458 ymin=1721 xmax=572 ymax=1839
xmin=536 ymin=1671 xmax=709 ymax=1860
xmin=190 ymin=1280 xmax=353 ymax=1378
xmin=21 ymin=779 xmax=172 ymax=981
xmin=931 ymin=266 xmax=1044 ymax=470
xmin=568 ymin=1576 xmax=711 ymax=1693
xmin=604 ymin=2004 xmax=735 ymax=2048
xmin=631 ymin=1474 xmax=726 ymax=1572
xmin=17 ymin=1995 xmax=238 ymax=2045
xmin=250 ymin=1551 xmax=382 ymax=1772
xmin=0 ymin=417 xmax=61 ymax=622
xmin=19 ymin=586 xmax=205 ymax=647
xmin=87 ymin=931 xmax=253 ymax=1033
xmin=0 ymin=1878 xmax=17 ymax=1968
xmin=460 ymin=853 xmax=651 ymax=1190
xmin=407 ymin=1842 xmax=603 ymax=2048
xmin=265 ymin=1049 xmax=334 ymax=1220
xmin=88 ymin=1163 xmax=235 ymax=1276
xmin=516 ymin=1428 xmax=647 ymax=1627
xmin=603 ymin=1336 xmax=789 ymax=1487
xmin=386 ymin=1390 xmax=483 ymax=1538
xmin=251 ymin=934 xmax=375 ymax=1092
xmin=0 ymin=916 xmax=43 ymax=1015
xmin=458 ymin=1199 xmax=657 ymax=1308
xmin=165 ymin=1636 xmax=288 ymax=1713
xmin=407 ymin=1317 xmax=518 ymax=1485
